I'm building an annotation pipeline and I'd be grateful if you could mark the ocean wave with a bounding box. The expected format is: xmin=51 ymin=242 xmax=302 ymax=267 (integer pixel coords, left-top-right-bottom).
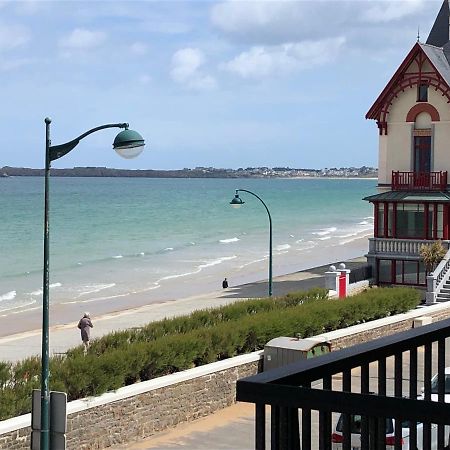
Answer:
xmin=28 ymin=282 xmax=62 ymax=296
xmin=112 ymin=255 xmax=123 ymax=259
xmin=318 ymin=236 xmax=331 ymax=241
xmin=275 ymin=244 xmax=291 ymax=251
xmin=164 ymin=247 xmax=174 ymax=251
xmin=0 ymin=300 xmax=38 ymax=315
xmin=312 ymin=227 xmax=337 ymax=236
xmin=238 ymin=256 xmax=268 ymax=269
xmin=77 ymin=283 xmax=116 ymax=298
xmin=0 ymin=290 xmax=16 ymax=302
xmin=199 ymin=255 xmax=237 ymax=269
xmin=219 ymin=237 xmax=240 ymax=244
xmin=338 ymin=230 xmax=373 ymax=245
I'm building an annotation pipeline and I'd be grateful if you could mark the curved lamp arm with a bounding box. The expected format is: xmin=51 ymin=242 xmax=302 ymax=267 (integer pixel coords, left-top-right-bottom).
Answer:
xmin=235 ymin=189 xmax=273 ymax=297
xmin=236 ymin=189 xmax=272 ymax=225
xmin=48 ymin=121 xmax=129 ymax=162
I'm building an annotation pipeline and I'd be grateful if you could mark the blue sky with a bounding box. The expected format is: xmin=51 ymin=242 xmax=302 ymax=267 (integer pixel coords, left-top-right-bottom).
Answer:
xmin=0 ymin=0 xmax=442 ymax=170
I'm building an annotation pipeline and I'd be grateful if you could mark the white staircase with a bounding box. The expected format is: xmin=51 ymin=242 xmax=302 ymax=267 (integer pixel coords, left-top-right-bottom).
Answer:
xmin=436 ymin=280 xmax=450 ymax=302
xmin=426 ymin=248 xmax=450 ymax=304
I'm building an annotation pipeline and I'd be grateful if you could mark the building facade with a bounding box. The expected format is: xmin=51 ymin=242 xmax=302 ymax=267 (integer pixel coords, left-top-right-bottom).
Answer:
xmin=365 ymin=1 xmax=450 ymax=286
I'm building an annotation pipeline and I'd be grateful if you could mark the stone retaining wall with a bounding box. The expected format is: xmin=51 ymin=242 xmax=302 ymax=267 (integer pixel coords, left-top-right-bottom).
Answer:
xmin=2 ymin=301 xmax=450 ymax=450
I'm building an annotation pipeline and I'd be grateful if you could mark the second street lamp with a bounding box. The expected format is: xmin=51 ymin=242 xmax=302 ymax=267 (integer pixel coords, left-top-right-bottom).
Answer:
xmin=40 ymin=118 xmax=145 ymax=450
xmin=230 ymin=189 xmax=273 ymax=297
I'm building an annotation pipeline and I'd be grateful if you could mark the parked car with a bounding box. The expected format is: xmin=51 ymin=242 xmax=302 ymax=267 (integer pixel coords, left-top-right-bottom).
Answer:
xmin=422 ymin=366 xmax=450 ymax=403
xmin=331 ymin=413 xmax=440 ymax=449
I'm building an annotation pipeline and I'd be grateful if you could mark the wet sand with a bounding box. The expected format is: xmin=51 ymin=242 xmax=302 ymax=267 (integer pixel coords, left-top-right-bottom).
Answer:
xmin=0 ymin=252 xmax=368 ymax=363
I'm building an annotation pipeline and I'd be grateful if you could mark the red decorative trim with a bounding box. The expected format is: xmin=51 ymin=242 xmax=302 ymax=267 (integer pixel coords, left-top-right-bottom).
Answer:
xmin=366 ymin=43 xmax=450 ymax=134
xmin=444 ymin=204 xmax=449 ymax=240
xmin=374 ymin=203 xmax=379 ymax=237
xmin=406 ymin=103 xmax=440 ymax=122
xmin=377 ymin=121 xmax=388 ymax=135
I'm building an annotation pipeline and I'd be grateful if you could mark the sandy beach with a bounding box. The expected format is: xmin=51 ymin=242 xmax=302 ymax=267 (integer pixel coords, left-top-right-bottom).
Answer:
xmin=0 ymin=235 xmax=369 ymax=363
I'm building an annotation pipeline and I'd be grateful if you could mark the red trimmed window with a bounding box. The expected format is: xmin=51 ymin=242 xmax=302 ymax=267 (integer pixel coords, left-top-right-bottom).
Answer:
xmin=374 ymin=202 xmax=447 ymax=239
xmin=417 ymin=83 xmax=428 ymax=102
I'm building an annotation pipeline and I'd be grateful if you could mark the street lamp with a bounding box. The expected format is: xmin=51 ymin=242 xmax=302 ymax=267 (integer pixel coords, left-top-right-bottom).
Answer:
xmin=230 ymin=189 xmax=273 ymax=297
xmin=40 ymin=118 xmax=145 ymax=450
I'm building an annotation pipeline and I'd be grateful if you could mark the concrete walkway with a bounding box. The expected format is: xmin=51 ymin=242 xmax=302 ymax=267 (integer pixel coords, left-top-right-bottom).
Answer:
xmin=0 ymin=257 xmax=367 ymax=363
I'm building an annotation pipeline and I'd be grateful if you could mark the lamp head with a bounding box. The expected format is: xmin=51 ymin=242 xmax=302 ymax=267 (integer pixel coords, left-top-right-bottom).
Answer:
xmin=230 ymin=190 xmax=244 ymax=208
xmin=113 ymin=128 xmax=145 ymax=159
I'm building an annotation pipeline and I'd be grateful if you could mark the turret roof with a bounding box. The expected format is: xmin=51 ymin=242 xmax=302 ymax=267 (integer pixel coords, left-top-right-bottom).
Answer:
xmin=426 ymin=0 xmax=450 ymax=47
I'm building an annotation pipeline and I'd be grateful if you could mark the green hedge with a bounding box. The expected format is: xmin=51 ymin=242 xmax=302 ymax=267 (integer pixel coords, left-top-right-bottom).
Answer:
xmin=0 ymin=287 xmax=420 ymax=421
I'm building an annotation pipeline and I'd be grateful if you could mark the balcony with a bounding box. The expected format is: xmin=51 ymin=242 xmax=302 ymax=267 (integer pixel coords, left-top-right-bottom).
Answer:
xmin=236 ymin=319 xmax=450 ymax=450
xmin=392 ymin=171 xmax=447 ymax=191
xmin=368 ymin=237 xmax=450 ymax=256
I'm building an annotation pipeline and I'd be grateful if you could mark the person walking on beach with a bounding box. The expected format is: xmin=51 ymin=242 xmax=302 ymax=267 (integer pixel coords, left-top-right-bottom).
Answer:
xmin=222 ymin=277 xmax=229 ymax=289
xmin=78 ymin=312 xmax=93 ymax=355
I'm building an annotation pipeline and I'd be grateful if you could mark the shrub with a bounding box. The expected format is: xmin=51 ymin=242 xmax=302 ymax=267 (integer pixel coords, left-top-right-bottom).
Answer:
xmin=0 ymin=287 xmax=420 ymax=420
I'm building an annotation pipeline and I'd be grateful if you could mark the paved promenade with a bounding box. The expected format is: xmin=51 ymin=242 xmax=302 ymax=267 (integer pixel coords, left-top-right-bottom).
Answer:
xmin=0 ymin=257 xmax=366 ymax=363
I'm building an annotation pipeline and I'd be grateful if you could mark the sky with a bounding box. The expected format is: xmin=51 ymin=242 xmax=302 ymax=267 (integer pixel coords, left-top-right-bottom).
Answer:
xmin=0 ymin=0 xmax=444 ymax=170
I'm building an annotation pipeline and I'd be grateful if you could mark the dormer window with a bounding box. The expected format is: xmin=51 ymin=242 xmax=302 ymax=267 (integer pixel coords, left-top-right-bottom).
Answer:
xmin=417 ymin=83 xmax=428 ymax=102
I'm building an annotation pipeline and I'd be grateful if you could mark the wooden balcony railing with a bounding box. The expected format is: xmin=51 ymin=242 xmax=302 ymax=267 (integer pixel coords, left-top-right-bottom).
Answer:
xmin=392 ymin=170 xmax=447 ymax=190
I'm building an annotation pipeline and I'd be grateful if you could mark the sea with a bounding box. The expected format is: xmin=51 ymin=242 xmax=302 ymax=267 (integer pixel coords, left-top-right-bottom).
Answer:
xmin=0 ymin=176 xmax=376 ymax=317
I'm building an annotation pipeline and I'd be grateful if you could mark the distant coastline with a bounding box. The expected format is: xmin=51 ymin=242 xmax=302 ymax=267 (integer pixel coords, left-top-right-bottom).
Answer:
xmin=0 ymin=165 xmax=377 ymax=179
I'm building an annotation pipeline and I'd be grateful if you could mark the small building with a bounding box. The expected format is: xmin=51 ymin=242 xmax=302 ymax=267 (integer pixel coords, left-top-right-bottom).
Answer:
xmin=364 ymin=0 xmax=450 ymax=286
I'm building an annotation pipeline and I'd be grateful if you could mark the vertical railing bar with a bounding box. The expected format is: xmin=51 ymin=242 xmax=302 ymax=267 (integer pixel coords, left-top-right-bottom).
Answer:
xmin=271 ymin=405 xmax=279 ymax=450
xmin=301 ymin=381 xmax=312 ymax=450
xmin=437 ymin=338 xmax=445 ymax=449
xmin=342 ymin=369 xmax=352 ymax=450
xmin=279 ymin=406 xmax=289 ymax=450
xmin=361 ymin=362 xmax=370 ymax=449
xmin=377 ymin=358 xmax=386 ymax=450
xmin=255 ymin=403 xmax=265 ymax=450
xmin=394 ymin=352 xmax=402 ymax=450
xmin=424 ymin=342 xmax=432 ymax=450
xmin=409 ymin=346 xmax=418 ymax=449
xmin=319 ymin=375 xmax=332 ymax=450
xmin=288 ymin=407 xmax=300 ymax=450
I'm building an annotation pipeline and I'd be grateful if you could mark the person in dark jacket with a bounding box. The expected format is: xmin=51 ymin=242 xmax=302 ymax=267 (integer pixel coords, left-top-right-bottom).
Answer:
xmin=78 ymin=312 xmax=93 ymax=355
xmin=222 ymin=278 xmax=229 ymax=289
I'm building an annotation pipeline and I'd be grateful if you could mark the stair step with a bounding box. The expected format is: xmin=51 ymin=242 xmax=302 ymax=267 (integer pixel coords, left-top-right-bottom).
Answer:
xmin=437 ymin=292 xmax=450 ymax=299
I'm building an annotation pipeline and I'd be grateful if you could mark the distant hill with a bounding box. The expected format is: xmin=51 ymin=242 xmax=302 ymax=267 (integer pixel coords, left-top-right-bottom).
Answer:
xmin=0 ymin=166 xmax=378 ymax=179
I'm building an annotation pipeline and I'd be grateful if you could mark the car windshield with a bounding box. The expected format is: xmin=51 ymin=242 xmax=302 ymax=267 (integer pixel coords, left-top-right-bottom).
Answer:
xmin=336 ymin=415 xmax=393 ymax=434
xmin=430 ymin=374 xmax=450 ymax=394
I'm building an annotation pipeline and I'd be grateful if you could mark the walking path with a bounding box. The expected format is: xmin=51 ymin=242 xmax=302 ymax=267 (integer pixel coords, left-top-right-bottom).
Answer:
xmin=0 ymin=257 xmax=367 ymax=363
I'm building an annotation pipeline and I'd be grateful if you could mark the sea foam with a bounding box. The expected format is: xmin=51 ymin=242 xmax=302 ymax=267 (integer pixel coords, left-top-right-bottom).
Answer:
xmin=219 ymin=237 xmax=240 ymax=243
xmin=0 ymin=290 xmax=16 ymax=302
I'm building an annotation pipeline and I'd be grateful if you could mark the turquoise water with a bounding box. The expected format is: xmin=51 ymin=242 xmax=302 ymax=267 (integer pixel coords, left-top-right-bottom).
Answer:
xmin=0 ymin=177 xmax=376 ymax=315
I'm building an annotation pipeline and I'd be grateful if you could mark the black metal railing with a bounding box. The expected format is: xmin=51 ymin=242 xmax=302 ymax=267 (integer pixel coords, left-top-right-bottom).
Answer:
xmin=236 ymin=318 xmax=450 ymax=449
xmin=349 ymin=265 xmax=372 ymax=284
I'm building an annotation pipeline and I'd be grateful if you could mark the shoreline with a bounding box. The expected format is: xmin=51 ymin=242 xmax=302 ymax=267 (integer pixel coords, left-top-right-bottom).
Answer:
xmin=0 ymin=248 xmax=369 ymax=362
xmin=0 ymin=234 xmax=370 ymax=338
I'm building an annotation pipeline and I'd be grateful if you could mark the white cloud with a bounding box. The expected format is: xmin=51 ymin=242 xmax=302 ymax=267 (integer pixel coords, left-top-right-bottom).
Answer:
xmin=0 ymin=24 xmax=30 ymax=51
xmin=170 ymin=47 xmax=216 ymax=90
xmin=211 ymin=0 xmax=428 ymax=48
xmin=130 ymin=42 xmax=148 ymax=55
xmin=222 ymin=37 xmax=346 ymax=79
xmin=361 ymin=0 xmax=425 ymax=23
xmin=59 ymin=28 xmax=107 ymax=50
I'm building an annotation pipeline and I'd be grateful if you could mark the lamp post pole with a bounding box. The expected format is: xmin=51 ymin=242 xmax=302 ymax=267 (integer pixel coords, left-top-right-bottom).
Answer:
xmin=39 ymin=118 xmax=145 ymax=450
xmin=230 ymin=189 xmax=272 ymax=297
xmin=40 ymin=118 xmax=51 ymax=449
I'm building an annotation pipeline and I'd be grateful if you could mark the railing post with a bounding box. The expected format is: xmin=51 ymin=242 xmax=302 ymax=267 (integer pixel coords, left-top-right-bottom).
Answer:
xmin=426 ymin=274 xmax=437 ymax=304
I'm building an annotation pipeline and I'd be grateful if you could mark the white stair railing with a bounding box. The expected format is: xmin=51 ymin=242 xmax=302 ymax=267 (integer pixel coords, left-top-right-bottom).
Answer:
xmin=426 ymin=248 xmax=450 ymax=304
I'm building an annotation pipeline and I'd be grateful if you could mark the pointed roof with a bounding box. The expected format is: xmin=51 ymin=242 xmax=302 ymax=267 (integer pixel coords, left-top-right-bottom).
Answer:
xmin=366 ymin=1 xmax=450 ymax=124
xmin=426 ymin=0 xmax=450 ymax=47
